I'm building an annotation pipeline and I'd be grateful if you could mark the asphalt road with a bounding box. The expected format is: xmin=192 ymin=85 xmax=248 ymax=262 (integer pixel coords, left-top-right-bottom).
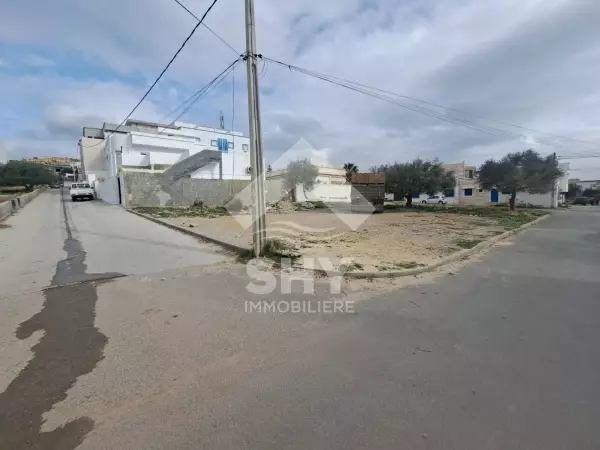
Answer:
xmin=1 ymin=194 xmax=599 ymax=449
xmin=0 ymin=189 xmax=227 ymax=297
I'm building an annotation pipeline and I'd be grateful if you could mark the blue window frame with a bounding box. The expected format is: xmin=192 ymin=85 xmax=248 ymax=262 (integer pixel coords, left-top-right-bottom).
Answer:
xmin=464 ymin=188 xmax=473 ymax=196
xmin=217 ymin=138 xmax=229 ymax=153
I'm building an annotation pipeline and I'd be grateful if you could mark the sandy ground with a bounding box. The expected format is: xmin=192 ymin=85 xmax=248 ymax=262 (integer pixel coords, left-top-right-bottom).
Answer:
xmin=163 ymin=210 xmax=506 ymax=269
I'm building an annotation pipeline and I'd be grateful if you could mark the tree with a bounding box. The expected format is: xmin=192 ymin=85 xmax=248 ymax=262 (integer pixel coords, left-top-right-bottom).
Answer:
xmin=582 ymin=188 xmax=600 ymax=197
xmin=267 ymin=164 xmax=273 ymax=172
xmin=478 ymin=149 xmax=562 ymax=210
xmin=343 ymin=162 xmax=359 ymax=182
xmin=373 ymin=158 xmax=455 ymax=206
xmin=284 ymin=159 xmax=318 ymax=202
xmin=0 ymin=160 xmax=59 ymax=191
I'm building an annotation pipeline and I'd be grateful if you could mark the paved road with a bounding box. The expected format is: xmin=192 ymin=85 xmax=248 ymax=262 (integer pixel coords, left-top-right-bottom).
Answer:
xmin=0 ymin=189 xmax=227 ymax=297
xmin=1 ymin=199 xmax=599 ymax=449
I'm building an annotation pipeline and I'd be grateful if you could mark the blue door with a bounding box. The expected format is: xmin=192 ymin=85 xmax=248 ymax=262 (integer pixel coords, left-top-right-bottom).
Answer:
xmin=490 ymin=190 xmax=499 ymax=203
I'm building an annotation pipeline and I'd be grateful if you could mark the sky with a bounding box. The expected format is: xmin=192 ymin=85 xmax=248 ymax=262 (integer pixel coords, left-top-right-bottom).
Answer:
xmin=1 ymin=0 xmax=599 ymax=179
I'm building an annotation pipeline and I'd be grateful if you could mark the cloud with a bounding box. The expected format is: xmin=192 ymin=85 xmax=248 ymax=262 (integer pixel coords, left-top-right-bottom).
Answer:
xmin=21 ymin=54 xmax=55 ymax=68
xmin=1 ymin=0 xmax=600 ymax=178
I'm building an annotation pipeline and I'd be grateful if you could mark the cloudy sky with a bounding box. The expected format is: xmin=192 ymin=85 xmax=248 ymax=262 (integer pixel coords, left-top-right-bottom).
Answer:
xmin=1 ymin=0 xmax=599 ymax=178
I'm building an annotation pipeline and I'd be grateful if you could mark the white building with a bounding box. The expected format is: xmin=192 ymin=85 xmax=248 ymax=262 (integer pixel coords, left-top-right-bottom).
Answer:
xmin=0 ymin=142 xmax=7 ymax=164
xmin=437 ymin=161 xmax=571 ymax=207
xmin=571 ymin=179 xmax=600 ymax=192
xmin=79 ymin=119 xmax=251 ymax=205
xmin=264 ymin=137 xmax=349 ymax=203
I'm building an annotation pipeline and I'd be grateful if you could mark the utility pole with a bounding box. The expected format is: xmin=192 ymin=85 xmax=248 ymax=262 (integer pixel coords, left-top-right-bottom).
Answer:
xmin=244 ymin=0 xmax=267 ymax=256
xmin=551 ymin=152 xmax=557 ymax=208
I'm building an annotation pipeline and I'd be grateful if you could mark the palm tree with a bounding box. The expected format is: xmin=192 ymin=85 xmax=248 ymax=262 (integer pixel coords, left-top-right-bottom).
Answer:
xmin=343 ymin=162 xmax=359 ymax=183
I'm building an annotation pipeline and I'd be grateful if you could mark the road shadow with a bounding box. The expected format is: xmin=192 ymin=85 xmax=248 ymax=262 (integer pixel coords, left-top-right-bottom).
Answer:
xmin=0 ymin=189 xmax=116 ymax=449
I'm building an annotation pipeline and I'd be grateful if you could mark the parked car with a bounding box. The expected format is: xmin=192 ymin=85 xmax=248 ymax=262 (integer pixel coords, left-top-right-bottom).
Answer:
xmin=422 ymin=195 xmax=447 ymax=205
xmin=70 ymin=183 xmax=95 ymax=201
xmin=573 ymin=197 xmax=590 ymax=205
xmin=49 ymin=182 xmax=62 ymax=188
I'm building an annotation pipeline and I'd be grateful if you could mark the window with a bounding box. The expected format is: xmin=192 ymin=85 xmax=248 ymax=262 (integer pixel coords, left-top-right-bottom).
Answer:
xmin=242 ymin=144 xmax=249 ymax=152
xmin=478 ymin=188 xmax=483 ymax=193
xmin=501 ymin=190 xmax=512 ymax=195
xmin=466 ymin=170 xmax=475 ymax=179
xmin=211 ymin=140 xmax=217 ymax=147
xmin=464 ymin=188 xmax=473 ymax=196
xmin=228 ymin=142 xmax=234 ymax=149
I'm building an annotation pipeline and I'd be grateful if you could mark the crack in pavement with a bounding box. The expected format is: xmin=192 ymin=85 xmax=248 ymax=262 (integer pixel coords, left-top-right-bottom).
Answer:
xmin=0 ymin=190 xmax=124 ymax=450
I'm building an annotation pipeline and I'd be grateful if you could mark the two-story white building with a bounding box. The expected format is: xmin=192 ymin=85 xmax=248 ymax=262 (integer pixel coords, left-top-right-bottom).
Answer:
xmin=79 ymin=119 xmax=251 ymax=205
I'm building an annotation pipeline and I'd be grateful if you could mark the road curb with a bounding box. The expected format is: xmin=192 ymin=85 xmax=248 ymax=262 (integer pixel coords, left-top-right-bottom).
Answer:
xmin=126 ymin=209 xmax=251 ymax=256
xmin=328 ymin=212 xmax=552 ymax=279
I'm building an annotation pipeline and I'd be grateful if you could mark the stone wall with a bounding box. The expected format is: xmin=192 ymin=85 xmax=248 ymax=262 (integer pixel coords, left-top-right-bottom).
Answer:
xmin=122 ymin=170 xmax=250 ymax=207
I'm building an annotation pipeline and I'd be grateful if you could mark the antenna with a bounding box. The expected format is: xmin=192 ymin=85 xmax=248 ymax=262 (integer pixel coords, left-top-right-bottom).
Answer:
xmin=219 ymin=110 xmax=225 ymax=129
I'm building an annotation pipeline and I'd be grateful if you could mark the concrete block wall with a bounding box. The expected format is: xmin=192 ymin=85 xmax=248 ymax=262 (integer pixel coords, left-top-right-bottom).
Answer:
xmin=0 ymin=187 xmax=47 ymax=221
xmin=122 ymin=171 xmax=249 ymax=207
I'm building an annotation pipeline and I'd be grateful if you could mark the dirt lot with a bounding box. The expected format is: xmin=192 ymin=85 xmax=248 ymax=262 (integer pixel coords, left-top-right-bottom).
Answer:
xmin=150 ymin=206 xmax=546 ymax=271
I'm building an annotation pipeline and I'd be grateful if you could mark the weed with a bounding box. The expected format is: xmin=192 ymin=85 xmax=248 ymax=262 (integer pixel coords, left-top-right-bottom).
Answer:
xmin=134 ymin=205 xmax=230 ymax=219
xmin=311 ymin=200 xmax=327 ymax=209
xmin=341 ymin=261 xmax=364 ymax=272
xmin=261 ymin=238 xmax=300 ymax=261
xmin=455 ymin=238 xmax=484 ymax=249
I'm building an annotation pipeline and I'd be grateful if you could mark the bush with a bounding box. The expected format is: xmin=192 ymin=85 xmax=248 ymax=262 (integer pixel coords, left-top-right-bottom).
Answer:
xmin=311 ymin=200 xmax=327 ymax=209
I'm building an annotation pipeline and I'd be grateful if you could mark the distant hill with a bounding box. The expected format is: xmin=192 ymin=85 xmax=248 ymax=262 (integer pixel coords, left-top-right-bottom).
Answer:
xmin=25 ymin=156 xmax=79 ymax=166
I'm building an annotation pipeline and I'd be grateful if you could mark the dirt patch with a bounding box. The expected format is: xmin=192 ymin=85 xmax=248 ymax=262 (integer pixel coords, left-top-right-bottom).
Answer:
xmin=159 ymin=208 xmax=538 ymax=269
xmin=0 ymin=223 xmax=12 ymax=229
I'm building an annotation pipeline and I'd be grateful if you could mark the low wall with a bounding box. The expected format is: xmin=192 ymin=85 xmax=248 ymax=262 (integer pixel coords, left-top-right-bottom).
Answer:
xmin=122 ymin=171 xmax=250 ymax=207
xmin=0 ymin=186 xmax=47 ymax=221
xmin=295 ymin=183 xmax=352 ymax=203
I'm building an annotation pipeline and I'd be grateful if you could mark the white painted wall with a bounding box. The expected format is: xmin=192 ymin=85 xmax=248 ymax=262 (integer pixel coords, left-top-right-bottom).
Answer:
xmin=96 ymin=176 xmax=120 ymax=205
xmin=295 ymin=183 xmax=352 ymax=203
xmin=125 ymin=124 xmax=251 ymax=180
xmin=122 ymin=148 xmax=151 ymax=167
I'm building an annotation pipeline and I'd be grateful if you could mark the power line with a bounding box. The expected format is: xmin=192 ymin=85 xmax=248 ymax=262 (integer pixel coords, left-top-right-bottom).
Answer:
xmin=84 ymin=0 xmax=222 ymax=149
xmin=171 ymin=0 xmax=239 ymax=55
xmin=557 ymin=154 xmax=600 ymax=160
xmin=263 ymin=56 xmax=597 ymax=151
xmin=157 ymin=58 xmax=242 ymax=134
xmin=263 ymin=57 xmax=553 ymax=143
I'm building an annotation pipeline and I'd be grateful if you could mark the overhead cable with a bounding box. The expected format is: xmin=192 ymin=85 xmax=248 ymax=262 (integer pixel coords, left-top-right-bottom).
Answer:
xmin=263 ymin=57 xmax=596 ymax=151
xmin=83 ymin=0 xmax=222 ymax=148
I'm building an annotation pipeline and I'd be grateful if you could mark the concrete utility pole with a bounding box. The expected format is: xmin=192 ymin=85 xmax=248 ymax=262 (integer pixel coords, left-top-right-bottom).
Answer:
xmin=551 ymin=152 xmax=557 ymax=208
xmin=244 ymin=0 xmax=267 ymax=256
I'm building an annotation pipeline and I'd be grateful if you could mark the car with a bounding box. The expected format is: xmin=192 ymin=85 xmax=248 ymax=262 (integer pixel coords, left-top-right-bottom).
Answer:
xmin=422 ymin=195 xmax=447 ymax=205
xmin=50 ymin=182 xmax=62 ymax=188
xmin=70 ymin=183 xmax=95 ymax=201
xmin=573 ymin=197 xmax=590 ymax=205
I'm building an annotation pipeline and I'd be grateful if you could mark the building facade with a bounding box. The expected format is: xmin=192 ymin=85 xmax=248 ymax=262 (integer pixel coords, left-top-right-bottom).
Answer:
xmin=79 ymin=119 xmax=251 ymax=205
xmin=437 ymin=162 xmax=571 ymax=207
